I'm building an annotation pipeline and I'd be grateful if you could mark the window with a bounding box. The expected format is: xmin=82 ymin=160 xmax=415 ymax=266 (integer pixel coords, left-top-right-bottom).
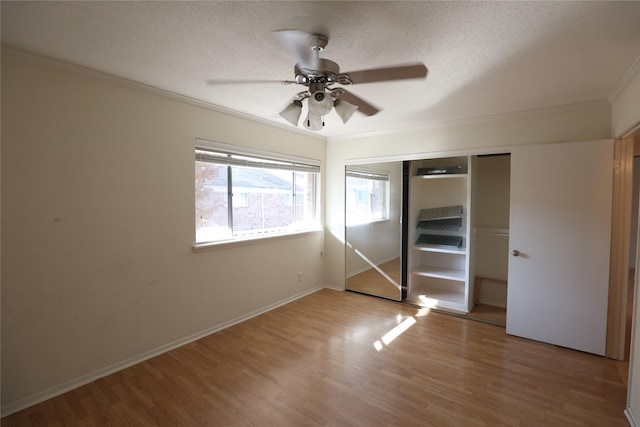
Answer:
xmin=232 ymin=192 xmax=249 ymax=208
xmin=195 ymin=142 xmax=320 ymax=244
xmin=345 ymin=168 xmax=389 ymax=225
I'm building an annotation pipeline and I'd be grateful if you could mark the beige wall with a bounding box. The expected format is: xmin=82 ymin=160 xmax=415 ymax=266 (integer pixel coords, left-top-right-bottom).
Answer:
xmin=473 ymin=155 xmax=510 ymax=229
xmin=0 ymin=50 xmax=326 ymax=412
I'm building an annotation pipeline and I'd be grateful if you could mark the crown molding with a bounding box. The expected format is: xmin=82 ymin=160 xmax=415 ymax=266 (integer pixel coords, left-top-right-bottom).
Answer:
xmin=327 ymin=99 xmax=610 ymax=143
xmin=609 ymin=54 xmax=640 ymax=104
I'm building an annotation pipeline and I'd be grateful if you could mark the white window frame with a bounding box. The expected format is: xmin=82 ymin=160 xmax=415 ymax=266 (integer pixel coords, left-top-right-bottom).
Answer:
xmin=345 ymin=168 xmax=390 ymax=226
xmin=194 ymin=139 xmax=321 ymax=247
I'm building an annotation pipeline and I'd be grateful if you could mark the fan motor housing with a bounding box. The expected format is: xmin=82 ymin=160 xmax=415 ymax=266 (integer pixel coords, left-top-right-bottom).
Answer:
xmin=295 ymin=58 xmax=340 ymax=84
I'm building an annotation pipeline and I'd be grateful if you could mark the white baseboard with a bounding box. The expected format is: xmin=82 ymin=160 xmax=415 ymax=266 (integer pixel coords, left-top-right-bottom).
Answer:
xmin=1 ymin=285 xmax=325 ymax=417
xmin=626 ymin=407 xmax=637 ymax=427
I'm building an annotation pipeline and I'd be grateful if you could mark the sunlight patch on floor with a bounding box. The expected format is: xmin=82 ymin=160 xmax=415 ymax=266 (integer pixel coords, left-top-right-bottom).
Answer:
xmin=414 ymin=307 xmax=432 ymax=317
xmin=374 ymin=316 xmax=417 ymax=351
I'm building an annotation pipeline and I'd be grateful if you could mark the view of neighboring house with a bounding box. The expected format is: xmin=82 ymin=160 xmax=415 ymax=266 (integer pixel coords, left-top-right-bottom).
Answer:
xmin=196 ymin=161 xmax=316 ymax=242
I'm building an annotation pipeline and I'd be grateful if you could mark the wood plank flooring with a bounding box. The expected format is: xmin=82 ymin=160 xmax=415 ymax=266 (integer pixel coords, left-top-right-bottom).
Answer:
xmin=3 ymin=289 xmax=629 ymax=426
xmin=346 ymin=258 xmax=401 ymax=300
xmin=468 ymin=303 xmax=507 ymax=325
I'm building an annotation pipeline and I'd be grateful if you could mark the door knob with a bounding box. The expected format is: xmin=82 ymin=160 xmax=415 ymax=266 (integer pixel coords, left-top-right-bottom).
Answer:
xmin=511 ymin=249 xmax=520 ymax=256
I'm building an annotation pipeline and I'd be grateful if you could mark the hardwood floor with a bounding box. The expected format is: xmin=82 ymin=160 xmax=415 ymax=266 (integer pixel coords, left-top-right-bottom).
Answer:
xmin=346 ymin=257 xmax=401 ymax=300
xmin=468 ymin=303 xmax=507 ymax=325
xmin=3 ymin=289 xmax=629 ymax=426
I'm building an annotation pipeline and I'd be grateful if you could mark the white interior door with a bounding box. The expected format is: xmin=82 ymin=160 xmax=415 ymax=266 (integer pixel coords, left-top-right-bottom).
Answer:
xmin=506 ymin=140 xmax=613 ymax=355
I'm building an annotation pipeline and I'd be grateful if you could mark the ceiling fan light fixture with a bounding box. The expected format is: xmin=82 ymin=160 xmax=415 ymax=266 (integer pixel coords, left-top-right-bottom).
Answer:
xmin=308 ymin=90 xmax=334 ymax=115
xmin=271 ymin=31 xmax=426 ymax=132
xmin=334 ymin=99 xmax=359 ymax=124
xmin=279 ymin=100 xmax=303 ymax=126
xmin=304 ymin=111 xmax=324 ymax=131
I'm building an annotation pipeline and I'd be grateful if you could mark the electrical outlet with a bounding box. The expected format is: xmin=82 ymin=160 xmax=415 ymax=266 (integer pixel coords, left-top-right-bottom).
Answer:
xmin=298 ymin=272 xmax=303 ymax=282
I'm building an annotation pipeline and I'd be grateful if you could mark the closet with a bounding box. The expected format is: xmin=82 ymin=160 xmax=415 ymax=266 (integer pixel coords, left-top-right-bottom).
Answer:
xmin=345 ymin=139 xmax=614 ymax=356
xmin=405 ymin=156 xmax=472 ymax=313
xmin=469 ymin=154 xmax=510 ymax=323
xmin=404 ymin=154 xmax=510 ymax=321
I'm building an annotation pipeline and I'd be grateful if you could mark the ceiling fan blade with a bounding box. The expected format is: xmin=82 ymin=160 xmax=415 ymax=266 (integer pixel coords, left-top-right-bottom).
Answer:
xmin=206 ymin=79 xmax=295 ymax=85
xmin=340 ymin=63 xmax=428 ymax=85
xmin=334 ymin=90 xmax=380 ymax=116
xmin=273 ymin=30 xmax=317 ymax=69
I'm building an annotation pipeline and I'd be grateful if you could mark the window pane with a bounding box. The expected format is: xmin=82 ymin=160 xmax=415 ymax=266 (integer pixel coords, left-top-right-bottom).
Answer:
xmin=370 ymin=180 xmax=386 ymax=219
xmin=346 ymin=175 xmax=388 ymax=225
xmin=195 ymin=161 xmax=231 ymax=242
xmin=231 ymin=166 xmax=294 ymax=236
xmin=295 ymin=171 xmax=316 ymax=225
xmin=195 ymin=142 xmax=320 ymax=244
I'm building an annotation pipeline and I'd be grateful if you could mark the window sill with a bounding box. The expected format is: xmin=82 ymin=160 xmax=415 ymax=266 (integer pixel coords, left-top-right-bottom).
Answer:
xmin=346 ymin=218 xmax=391 ymax=227
xmin=192 ymin=228 xmax=323 ymax=253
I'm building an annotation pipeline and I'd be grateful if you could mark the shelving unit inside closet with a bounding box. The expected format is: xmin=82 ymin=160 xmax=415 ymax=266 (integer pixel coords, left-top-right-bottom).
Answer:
xmin=406 ymin=156 xmax=472 ymax=313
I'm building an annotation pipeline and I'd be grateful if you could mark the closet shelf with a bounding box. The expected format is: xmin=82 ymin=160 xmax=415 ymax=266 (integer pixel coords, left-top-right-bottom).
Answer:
xmin=412 ymin=244 xmax=466 ymax=254
xmin=417 ymin=205 xmax=463 ymax=221
xmin=415 ymin=234 xmax=463 ymax=248
xmin=413 ymin=173 xmax=467 ymax=180
xmin=411 ymin=265 xmax=466 ymax=281
xmin=416 ymin=205 xmax=463 ymax=231
xmin=407 ymin=289 xmax=466 ymax=306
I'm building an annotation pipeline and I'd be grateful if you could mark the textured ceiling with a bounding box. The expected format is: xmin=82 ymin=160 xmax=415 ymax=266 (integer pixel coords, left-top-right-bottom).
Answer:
xmin=2 ymin=1 xmax=639 ymax=138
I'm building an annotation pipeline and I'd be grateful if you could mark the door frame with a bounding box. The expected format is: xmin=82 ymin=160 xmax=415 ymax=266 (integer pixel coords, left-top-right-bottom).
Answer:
xmin=607 ymin=136 xmax=635 ymax=360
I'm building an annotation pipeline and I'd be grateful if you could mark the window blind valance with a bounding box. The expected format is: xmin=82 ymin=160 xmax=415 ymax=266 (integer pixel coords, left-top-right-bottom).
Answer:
xmin=345 ymin=169 xmax=390 ymax=181
xmin=195 ymin=147 xmax=320 ymax=173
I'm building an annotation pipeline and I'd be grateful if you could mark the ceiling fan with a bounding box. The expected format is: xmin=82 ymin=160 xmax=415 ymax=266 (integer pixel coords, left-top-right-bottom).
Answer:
xmin=208 ymin=30 xmax=428 ymax=131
